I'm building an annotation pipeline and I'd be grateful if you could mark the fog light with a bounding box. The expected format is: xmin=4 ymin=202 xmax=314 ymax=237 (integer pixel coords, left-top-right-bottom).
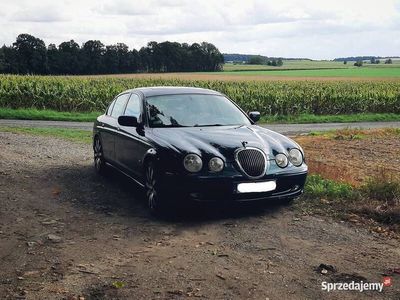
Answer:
xmin=291 ymin=185 xmax=300 ymax=191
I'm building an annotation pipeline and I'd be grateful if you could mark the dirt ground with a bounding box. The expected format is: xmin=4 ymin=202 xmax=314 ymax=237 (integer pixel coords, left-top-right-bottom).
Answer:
xmin=1 ymin=131 xmax=400 ymax=300
xmin=294 ymin=130 xmax=400 ymax=185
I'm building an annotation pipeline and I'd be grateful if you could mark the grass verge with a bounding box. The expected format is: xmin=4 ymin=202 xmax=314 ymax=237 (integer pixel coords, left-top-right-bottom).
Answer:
xmin=308 ymin=128 xmax=400 ymax=140
xmin=0 ymin=108 xmax=101 ymax=122
xmin=0 ymin=126 xmax=92 ymax=144
xmin=298 ymin=174 xmax=400 ymax=235
xmin=261 ymin=113 xmax=400 ymax=124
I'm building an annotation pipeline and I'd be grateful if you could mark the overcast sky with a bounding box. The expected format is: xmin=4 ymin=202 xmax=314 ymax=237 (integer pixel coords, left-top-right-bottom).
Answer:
xmin=0 ymin=0 xmax=399 ymax=59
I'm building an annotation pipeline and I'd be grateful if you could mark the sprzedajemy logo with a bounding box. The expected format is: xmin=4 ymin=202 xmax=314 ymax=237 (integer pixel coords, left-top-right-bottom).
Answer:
xmin=321 ymin=280 xmax=389 ymax=293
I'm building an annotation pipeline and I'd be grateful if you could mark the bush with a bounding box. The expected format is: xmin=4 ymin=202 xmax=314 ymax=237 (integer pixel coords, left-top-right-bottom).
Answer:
xmin=361 ymin=175 xmax=400 ymax=203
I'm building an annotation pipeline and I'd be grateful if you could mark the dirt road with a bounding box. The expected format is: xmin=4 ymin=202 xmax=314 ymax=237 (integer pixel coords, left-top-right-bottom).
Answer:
xmin=0 ymin=131 xmax=399 ymax=299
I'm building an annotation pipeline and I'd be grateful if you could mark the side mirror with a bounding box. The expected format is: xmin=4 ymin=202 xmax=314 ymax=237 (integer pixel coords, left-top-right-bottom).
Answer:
xmin=248 ymin=111 xmax=260 ymax=123
xmin=118 ymin=115 xmax=139 ymax=127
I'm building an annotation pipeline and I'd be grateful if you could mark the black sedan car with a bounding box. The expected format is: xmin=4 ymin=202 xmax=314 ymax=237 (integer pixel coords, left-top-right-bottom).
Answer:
xmin=93 ymin=87 xmax=307 ymax=214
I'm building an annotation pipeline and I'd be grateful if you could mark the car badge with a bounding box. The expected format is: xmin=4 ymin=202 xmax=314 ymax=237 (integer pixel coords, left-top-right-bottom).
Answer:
xmin=242 ymin=141 xmax=248 ymax=148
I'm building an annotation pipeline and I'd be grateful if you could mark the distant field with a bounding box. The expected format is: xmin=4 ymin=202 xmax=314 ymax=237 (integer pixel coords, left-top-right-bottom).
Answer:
xmin=223 ymin=60 xmax=350 ymax=71
xmin=218 ymin=67 xmax=400 ymax=78
xmin=222 ymin=59 xmax=400 ymax=78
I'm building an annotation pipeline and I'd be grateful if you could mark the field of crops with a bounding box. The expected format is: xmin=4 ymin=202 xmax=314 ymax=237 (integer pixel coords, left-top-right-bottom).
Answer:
xmin=0 ymin=74 xmax=399 ymax=115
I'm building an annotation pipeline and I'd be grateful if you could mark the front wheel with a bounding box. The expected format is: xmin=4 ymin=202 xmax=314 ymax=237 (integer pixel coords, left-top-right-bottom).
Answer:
xmin=93 ymin=136 xmax=107 ymax=175
xmin=145 ymin=161 xmax=168 ymax=215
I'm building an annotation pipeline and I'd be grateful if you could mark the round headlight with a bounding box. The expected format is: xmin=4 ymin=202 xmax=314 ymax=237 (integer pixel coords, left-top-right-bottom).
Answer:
xmin=209 ymin=157 xmax=224 ymax=172
xmin=275 ymin=153 xmax=288 ymax=168
xmin=288 ymin=148 xmax=303 ymax=166
xmin=183 ymin=154 xmax=203 ymax=172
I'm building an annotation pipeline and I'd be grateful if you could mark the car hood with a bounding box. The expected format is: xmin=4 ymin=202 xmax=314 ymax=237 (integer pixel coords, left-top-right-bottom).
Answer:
xmin=150 ymin=125 xmax=301 ymax=161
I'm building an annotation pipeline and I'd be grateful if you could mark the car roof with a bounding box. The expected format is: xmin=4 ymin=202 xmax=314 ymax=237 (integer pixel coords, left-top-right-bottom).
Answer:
xmin=122 ymin=86 xmax=223 ymax=97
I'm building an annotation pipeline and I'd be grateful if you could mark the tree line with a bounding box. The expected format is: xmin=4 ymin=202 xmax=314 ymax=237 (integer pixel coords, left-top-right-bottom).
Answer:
xmin=0 ymin=34 xmax=224 ymax=75
xmin=248 ymin=55 xmax=283 ymax=66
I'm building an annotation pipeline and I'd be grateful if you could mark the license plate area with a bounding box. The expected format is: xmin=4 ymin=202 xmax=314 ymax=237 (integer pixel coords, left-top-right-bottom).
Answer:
xmin=237 ymin=181 xmax=276 ymax=193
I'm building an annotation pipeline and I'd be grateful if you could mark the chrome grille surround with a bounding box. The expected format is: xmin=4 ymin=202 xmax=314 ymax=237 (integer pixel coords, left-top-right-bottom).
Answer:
xmin=234 ymin=147 xmax=268 ymax=179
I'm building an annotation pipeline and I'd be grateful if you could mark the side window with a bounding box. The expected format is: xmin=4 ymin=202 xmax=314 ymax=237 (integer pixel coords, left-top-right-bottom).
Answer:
xmin=124 ymin=94 xmax=141 ymax=118
xmin=111 ymin=94 xmax=129 ymax=118
xmin=106 ymin=99 xmax=116 ymax=116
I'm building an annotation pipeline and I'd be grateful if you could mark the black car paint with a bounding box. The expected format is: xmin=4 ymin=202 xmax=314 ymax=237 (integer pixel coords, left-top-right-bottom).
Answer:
xmin=93 ymin=87 xmax=307 ymax=201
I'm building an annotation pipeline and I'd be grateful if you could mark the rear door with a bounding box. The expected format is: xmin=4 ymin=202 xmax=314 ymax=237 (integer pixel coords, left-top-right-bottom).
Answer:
xmin=101 ymin=93 xmax=129 ymax=163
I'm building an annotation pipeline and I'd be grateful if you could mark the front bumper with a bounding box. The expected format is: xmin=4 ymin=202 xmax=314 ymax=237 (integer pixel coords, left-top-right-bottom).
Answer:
xmin=161 ymin=171 xmax=307 ymax=202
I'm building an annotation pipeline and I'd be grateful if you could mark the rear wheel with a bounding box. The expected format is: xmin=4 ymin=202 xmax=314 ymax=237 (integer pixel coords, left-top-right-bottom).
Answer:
xmin=94 ymin=136 xmax=107 ymax=175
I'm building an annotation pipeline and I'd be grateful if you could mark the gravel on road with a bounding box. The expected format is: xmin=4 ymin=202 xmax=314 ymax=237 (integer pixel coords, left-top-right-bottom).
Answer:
xmin=0 ymin=131 xmax=399 ymax=299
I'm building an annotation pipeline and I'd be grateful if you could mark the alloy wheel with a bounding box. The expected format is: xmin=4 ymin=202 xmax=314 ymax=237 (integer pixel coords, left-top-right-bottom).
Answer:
xmin=94 ymin=137 xmax=105 ymax=173
xmin=146 ymin=163 xmax=159 ymax=212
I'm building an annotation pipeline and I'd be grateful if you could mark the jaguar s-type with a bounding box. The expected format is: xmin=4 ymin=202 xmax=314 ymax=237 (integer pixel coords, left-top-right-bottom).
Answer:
xmin=93 ymin=87 xmax=307 ymax=214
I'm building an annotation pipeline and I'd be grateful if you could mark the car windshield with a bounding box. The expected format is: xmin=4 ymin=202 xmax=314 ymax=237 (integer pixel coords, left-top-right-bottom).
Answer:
xmin=146 ymin=94 xmax=251 ymax=128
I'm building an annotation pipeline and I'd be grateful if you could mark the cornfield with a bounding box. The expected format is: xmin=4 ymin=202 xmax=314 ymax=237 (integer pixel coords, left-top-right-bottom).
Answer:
xmin=0 ymin=74 xmax=399 ymax=115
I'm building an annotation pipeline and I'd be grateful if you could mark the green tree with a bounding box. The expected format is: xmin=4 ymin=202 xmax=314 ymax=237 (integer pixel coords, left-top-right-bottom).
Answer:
xmin=248 ymin=55 xmax=264 ymax=65
xmin=81 ymin=40 xmax=105 ymax=74
xmin=13 ymin=34 xmax=48 ymax=74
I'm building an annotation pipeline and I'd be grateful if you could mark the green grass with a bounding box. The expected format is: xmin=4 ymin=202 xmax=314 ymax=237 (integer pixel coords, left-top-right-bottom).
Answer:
xmin=0 ymin=126 xmax=92 ymax=144
xmin=0 ymin=107 xmax=100 ymax=122
xmin=308 ymin=128 xmax=400 ymax=139
xmin=260 ymin=113 xmax=400 ymax=123
xmin=298 ymin=174 xmax=400 ymax=231
xmin=218 ymin=67 xmax=400 ymax=77
xmin=304 ymin=175 xmax=357 ymax=199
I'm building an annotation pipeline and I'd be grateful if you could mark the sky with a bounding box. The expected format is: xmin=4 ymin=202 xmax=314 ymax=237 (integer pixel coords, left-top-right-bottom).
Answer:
xmin=0 ymin=0 xmax=399 ymax=60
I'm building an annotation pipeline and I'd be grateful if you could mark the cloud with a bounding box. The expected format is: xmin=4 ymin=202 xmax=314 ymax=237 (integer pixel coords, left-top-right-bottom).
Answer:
xmin=94 ymin=0 xmax=155 ymax=16
xmin=0 ymin=0 xmax=399 ymax=59
xmin=10 ymin=5 xmax=71 ymax=22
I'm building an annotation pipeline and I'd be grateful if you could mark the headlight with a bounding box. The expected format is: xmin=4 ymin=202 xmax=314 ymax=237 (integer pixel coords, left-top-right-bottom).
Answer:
xmin=288 ymin=148 xmax=303 ymax=166
xmin=275 ymin=153 xmax=288 ymax=168
xmin=183 ymin=154 xmax=203 ymax=172
xmin=209 ymin=157 xmax=224 ymax=172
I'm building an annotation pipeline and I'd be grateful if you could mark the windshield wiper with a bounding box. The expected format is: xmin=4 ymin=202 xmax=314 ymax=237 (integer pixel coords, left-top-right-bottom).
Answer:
xmin=193 ymin=124 xmax=224 ymax=127
xmin=153 ymin=124 xmax=189 ymax=128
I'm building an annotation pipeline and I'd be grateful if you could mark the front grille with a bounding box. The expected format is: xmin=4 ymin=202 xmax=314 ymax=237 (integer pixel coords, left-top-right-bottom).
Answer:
xmin=235 ymin=148 xmax=267 ymax=178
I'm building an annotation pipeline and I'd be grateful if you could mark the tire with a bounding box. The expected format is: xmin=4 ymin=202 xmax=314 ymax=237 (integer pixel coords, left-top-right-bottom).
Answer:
xmin=93 ymin=136 xmax=107 ymax=175
xmin=145 ymin=161 xmax=168 ymax=215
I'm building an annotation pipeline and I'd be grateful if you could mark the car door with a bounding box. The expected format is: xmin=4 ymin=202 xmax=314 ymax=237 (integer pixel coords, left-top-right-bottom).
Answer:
xmin=98 ymin=99 xmax=116 ymax=161
xmin=116 ymin=93 xmax=152 ymax=178
xmin=102 ymin=93 xmax=130 ymax=163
